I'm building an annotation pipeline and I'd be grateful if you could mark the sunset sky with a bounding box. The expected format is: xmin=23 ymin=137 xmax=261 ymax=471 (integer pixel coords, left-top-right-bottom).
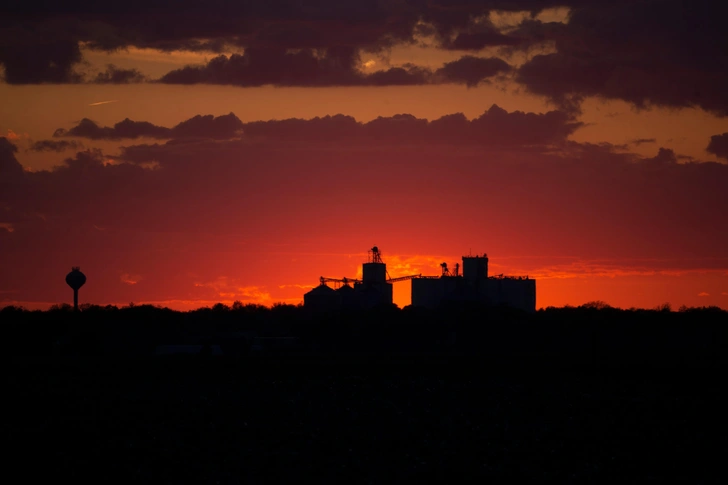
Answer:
xmin=1 ymin=1 xmax=727 ymax=310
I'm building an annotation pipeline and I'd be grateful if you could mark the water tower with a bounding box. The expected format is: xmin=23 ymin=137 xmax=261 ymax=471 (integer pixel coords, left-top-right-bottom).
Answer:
xmin=66 ymin=267 xmax=86 ymax=310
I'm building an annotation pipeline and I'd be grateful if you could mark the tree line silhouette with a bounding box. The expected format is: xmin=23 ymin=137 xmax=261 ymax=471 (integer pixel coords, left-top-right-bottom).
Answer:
xmin=3 ymin=301 xmax=726 ymax=366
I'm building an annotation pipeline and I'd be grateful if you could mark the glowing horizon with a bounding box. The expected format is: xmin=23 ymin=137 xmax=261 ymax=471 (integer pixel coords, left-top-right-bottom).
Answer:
xmin=1 ymin=2 xmax=726 ymax=312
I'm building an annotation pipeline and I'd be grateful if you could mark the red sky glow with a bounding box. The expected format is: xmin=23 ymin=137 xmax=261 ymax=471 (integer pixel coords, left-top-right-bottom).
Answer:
xmin=1 ymin=1 xmax=727 ymax=311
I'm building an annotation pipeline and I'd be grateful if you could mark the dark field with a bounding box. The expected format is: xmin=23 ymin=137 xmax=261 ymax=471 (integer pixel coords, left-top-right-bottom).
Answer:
xmin=8 ymin=358 xmax=727 ymax=484
xmin=6 ymin=304 xmax=728 ymax=483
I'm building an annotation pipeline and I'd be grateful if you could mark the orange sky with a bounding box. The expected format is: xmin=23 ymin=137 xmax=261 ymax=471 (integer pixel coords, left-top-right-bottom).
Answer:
xmin=1 ymin=2 xmax=727 ymax=311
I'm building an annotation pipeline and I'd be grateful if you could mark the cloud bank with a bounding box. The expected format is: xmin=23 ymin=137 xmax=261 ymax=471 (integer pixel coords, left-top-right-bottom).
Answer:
xmin=54 ymin=105 xmax=582 ymax=149
xmin=53 ymin=113 xmax=244 ymax=141
xmin=2 ymin=1 xmax=726 ymax=115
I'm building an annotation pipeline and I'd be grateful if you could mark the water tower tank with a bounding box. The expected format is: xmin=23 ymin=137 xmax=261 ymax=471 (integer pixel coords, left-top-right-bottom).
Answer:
xmin=65 ymin=267 xmax=86 ymax=310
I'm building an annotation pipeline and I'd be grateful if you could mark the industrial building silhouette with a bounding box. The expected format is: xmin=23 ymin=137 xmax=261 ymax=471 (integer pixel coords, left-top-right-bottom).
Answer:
xmin=303 ymin=247 xmax=536 ymax=312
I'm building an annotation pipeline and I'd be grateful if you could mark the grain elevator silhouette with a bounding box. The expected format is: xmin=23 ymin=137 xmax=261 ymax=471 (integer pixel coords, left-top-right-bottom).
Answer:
xmin=303 ymin=247 xmax=536 ymax=312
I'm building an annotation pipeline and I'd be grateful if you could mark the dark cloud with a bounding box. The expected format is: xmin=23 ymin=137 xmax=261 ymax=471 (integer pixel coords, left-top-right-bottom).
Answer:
xmin=469 ymin=104 xmax=581 ymax=145
xmin=241 ymin=114 xmax=360 ymax=142
xmin=1 ymin=1 xmax=425 ymax=83
xmin=630 ymin=138 xmax=656 ymax=147
xmin=448 ymin=30 xmax=521 ymax=50
xmin=0 ymin=25 xmax=143 ymax=84
xmin=0 ymin=1 xmax=557 ymax=85
xmin=436 ymin=13 xmax=526 ymax=51
xmin=644 ymin=147 xmax=678 ymax=165
xmin=2 ymin=1 xmax=427 ymax=54
xmin=54 ymin=113 xmax=243 ymax=141
xmin=435 ymin=56 xmax=511 ymax=87
xmin=515 ymin=2 xmax=728 ymax=116
xmin=0 ymin=21 xmax=84 ymax=84
xmin=0 ymin=139 xmax=26 ymax=228
xmin=171 ymin=113 xmax=244 ymax=140
xmin=61 ymin=148 xmax=106 ymax=171
xmin=158 ymin=48 xmax=361 ymax=87
xmin=0 ymin=137 xmax=24 ymax=179
xmin=4 ymin=1 xmax=724 ymax=117
xmin=92 ymin=64 xmax=146 ymax=84
xmin=158 ymin=50 xmax=508 ymax=87
xmin=707 ymin=133 xmax=728 ymax=160
xmin=2 ymin=1 xmax=725 ymax=123
xmin=363 ymin=114 xmax=431 ymax=143
xmin=113 ymin=105 xmax=581 ymax=164
xmin=364 ymin=65 xmax=431 ymax=86
xmin=1 ymin=137 xmax=18 ymax=155
xmin=246 ymin=105 xmax=579 ymax=147
xmin=54 ymin=118 xmax=171 ymax=140
xmin=502 ymin=18 xmax=569 ymax=51
xmin=29 ymin=139 xmax=83 ymax=152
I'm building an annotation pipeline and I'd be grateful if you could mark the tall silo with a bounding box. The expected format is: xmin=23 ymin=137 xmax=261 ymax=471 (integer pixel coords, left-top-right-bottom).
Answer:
xmin=462 ymin=254 xmax=488 ymax=284
xmin=362 ymin=246 xmax=387 ymax=284
xmin=358 ymin=246 xmax=393 ymax=307
xmin=462 ymin=254 xmax=488 ymax=302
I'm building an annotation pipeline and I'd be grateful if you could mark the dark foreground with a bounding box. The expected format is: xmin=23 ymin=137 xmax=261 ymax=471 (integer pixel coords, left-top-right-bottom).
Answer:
xmin=8 ymin=358 xmax=727 ymax=484
xmin=6 ymin=304 xmax=728 ymax=483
